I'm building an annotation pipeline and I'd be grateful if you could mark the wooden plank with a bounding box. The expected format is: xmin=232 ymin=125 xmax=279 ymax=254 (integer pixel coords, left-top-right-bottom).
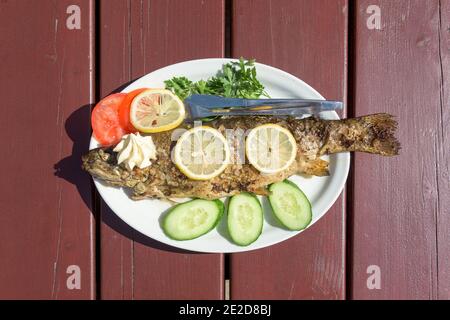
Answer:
xmin=230 ymin=0 xmax=348 ymax=299
xmin=438 ymin=0 xmax=450 ymax=300
xmin=99 ymin=0 xmax=225 ymax=299
xmin=351 ymin=0 xmax=449 ymax=299
xmin=0 ymin=0 xmax=95 ymax=299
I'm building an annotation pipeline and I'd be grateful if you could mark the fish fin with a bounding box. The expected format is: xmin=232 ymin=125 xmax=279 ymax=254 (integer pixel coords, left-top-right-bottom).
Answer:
xmin=297 ymin=158 xmax=329 ymax=176
xmin=250 ymin=187 xmax=270 ymax=196
xmin=359 ymin=113 xmax=401 ymax=156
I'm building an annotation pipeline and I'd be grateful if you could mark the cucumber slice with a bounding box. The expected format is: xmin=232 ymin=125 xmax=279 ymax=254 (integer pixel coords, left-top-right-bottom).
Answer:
xmin=268 ymin=180 xmax=312 ymax=231
xmin=227 ymin=193 xmax=263 ymax=246
xmin=163 ymin=199 xmax=224 ymax=240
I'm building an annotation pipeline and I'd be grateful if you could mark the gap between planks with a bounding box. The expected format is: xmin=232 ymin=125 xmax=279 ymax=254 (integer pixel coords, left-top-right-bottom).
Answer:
xmin=345 ymin=0 xmax=356 ymax=300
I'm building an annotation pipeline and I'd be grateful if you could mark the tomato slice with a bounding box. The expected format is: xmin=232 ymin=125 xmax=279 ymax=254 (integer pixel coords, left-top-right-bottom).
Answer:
xmin=119 ymin=88 xmax=149 ymax=133
xmin=91 ymin=93 xmax=127 ymax=146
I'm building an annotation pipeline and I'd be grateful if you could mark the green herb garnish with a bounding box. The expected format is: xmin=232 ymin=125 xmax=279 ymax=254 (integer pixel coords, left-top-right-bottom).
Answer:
xmin=164 ymin=58 xmax=269 ymax=100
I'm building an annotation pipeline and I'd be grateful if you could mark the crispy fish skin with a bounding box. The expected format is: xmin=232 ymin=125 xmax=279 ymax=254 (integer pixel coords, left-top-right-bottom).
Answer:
xmin=82 ymin=114 xmax=400 ymax=200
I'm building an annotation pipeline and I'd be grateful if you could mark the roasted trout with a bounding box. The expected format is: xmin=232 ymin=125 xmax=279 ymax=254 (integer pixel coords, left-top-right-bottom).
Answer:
xmin=82 ymin=114 xmax=400 ymax=200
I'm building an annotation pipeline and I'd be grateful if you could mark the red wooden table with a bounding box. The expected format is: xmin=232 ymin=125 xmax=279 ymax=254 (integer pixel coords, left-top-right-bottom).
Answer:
xmin=0 ymin=0 xmax=448 ymax=300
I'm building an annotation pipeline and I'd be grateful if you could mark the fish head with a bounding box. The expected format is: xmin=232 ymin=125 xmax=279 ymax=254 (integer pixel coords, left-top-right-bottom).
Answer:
xmin=82 ymin=148 xmax=127 ymax=185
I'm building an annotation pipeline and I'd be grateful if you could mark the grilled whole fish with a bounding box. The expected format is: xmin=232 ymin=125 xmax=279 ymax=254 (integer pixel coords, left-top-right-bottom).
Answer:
xmin=82 ymin=114 xmax=400 ymax=200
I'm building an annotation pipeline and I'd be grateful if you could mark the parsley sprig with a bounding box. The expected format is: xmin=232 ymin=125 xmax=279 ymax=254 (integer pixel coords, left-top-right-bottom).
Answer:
xmin=164 ymin=58 xmax=269 ymax=100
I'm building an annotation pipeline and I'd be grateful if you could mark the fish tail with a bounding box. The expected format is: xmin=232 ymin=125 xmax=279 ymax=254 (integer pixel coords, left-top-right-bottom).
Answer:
xmin=321 ymin=113 xmax=400 ymax=156
xmin=358 ymin=113 xmax=400 ymax=156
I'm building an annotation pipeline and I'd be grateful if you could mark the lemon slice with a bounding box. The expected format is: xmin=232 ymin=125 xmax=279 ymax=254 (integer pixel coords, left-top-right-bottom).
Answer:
xmin=246 ymin=124 xmax=297 ymax=174
xmin=130 ymin=88 xmax=185 ymax=133
xmin=174 ymin=126 xmax=231 ymax=180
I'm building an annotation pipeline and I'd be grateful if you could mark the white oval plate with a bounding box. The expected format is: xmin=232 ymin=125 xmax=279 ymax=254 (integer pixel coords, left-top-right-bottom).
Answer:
xmin=90 ymin=58 xmax=349 ymax=253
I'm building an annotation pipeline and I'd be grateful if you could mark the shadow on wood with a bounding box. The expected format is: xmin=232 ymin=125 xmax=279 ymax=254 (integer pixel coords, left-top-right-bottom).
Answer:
xmin=53 ymin=104 xmax=93 ymax=213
